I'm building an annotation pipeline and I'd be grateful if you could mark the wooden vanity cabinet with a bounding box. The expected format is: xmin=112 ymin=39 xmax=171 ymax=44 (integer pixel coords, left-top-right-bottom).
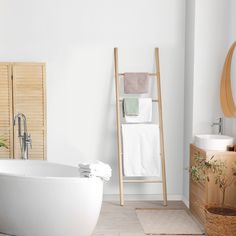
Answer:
xmin=0 ymin=63 xmax=46 ymax=160
xmin=189 ymin=144 xmax=207 ymax=224
xmin=190 ymin=144 xmax=236 ymax=224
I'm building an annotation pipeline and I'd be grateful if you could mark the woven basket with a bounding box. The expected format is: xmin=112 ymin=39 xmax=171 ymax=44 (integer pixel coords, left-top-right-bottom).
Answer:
xmin=205 ymin=206 xmax=236 ymax=236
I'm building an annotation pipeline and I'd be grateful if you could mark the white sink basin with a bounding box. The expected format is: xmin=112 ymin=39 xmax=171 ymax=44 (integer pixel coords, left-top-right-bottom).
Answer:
xmin=194 ymin=134 xmax=234 ymax=151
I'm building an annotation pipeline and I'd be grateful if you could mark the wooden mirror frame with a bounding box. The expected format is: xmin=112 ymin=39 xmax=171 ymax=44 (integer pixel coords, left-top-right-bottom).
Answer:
xmin=220 ymin=41 xmax=236 ymax=117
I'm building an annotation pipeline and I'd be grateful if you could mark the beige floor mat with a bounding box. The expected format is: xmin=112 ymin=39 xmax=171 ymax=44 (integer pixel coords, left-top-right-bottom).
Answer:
xmin=136 ymin=209 xmax=204 ymax=235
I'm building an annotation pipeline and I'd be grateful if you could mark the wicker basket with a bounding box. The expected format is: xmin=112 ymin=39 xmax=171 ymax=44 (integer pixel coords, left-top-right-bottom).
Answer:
xmin=205 ymin=206 xmax=236 ymax=236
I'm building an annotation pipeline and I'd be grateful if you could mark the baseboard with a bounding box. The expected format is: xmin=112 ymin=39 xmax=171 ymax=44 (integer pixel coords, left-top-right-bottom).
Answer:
xmin=103 ymin=194 xmax=183 ymax=201
xmin=103 ymin=194 xmax=190 ymax=208
xmin=182 ymin=195 xmax=189 ymax=208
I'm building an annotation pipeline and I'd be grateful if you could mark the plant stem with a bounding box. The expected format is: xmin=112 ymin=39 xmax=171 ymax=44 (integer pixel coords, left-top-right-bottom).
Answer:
xmin=221 ymin=187 xmax=226 ymax=208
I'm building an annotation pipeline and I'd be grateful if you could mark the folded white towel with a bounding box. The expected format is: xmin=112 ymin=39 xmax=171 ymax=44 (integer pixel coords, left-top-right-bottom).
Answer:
xmin=81 ymin=173 xmax=111 ymax=182
xmin=121 ymin=124 xmax=160 ymax=177
xmin=125 ymin=98 xmax=152 ymax=123
xmin=79 ymin=169 xmax=112 ymax=176
xmin=79 ymin=161 xmax=112 ymax=181
xmin=79 ymin=161 xmax=111 ymax=170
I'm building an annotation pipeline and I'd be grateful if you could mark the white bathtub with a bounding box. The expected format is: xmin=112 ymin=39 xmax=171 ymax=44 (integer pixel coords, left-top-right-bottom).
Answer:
xmin=0 ymin=160 xmax=103 ymax=236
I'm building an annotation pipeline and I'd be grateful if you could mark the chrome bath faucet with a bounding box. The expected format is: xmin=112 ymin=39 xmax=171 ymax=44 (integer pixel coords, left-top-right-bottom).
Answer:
xmin=211 ymin=117 xmax=223 ymax=135
xmin=14 ymin=113 xmax=32 ymax=160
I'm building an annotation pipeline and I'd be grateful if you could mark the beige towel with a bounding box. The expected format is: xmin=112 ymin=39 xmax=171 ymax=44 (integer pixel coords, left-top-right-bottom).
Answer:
xmin=124 ymin=73 xmax=149 ymax=94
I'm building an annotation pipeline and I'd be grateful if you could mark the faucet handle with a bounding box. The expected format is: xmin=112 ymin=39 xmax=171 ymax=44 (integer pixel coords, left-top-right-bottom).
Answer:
xmin=211 ymin=117 xmax=223 ymax=125
xmin=27 ymin=134 xmax=32 ymax=149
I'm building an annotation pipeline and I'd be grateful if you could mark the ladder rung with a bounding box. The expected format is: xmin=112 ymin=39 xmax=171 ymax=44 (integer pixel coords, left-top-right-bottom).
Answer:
xmin=119 ymin=73 xmax=157 ymax=77
xmin=119 ymin=98 xmax=158 ymax=103
xmin=123 ymin=179 xmax=162 ymax=183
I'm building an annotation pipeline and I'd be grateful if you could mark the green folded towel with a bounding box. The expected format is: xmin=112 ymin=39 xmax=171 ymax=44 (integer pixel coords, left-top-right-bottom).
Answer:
xmin=123 ymin=98 xmax=139 ymax=116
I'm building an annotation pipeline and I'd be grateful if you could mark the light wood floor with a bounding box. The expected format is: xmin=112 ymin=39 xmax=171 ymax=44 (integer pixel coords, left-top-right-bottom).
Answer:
xmin=0 ymin=201 xmax=204 ymax=236
xmin=92 ymin=201 xmax=204 ymax=236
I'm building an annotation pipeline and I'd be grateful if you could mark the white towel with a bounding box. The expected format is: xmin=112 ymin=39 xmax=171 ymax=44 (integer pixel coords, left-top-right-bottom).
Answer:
xmin=79 ymin=161 xmax=111 ymax=172
xmin=125 ymin=98 xmax=152 ymax=123
xmin=79 ymin=161 xmax=112 ymax=181
xmin=121 ymin=124 xmax=160 ymax=177
xmin=81 ymin=172 xmax=111 ymax=182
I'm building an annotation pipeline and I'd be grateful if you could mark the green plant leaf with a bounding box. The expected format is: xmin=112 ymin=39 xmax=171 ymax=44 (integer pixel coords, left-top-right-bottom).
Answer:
xmin=0 ymin=138 xmax=8 ymax=149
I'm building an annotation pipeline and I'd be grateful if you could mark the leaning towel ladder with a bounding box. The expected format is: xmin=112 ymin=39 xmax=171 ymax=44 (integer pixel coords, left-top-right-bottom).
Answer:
xmin=114 ymin=48 xmax=167 ymax=206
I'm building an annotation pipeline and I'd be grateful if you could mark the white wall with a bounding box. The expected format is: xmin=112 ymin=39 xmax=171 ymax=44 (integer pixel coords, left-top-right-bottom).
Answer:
xmin=228 ymin=0 xmax=236 ymax=139
xmin=183 ymin=0 xmax=195 ymax=203
xmin=0 ymin=0 xmax=186 ymax=197
xmin=192 ymin=0 xmax=229 ymax=136
xmin=183 ymin=0 xmax=231 ymax=201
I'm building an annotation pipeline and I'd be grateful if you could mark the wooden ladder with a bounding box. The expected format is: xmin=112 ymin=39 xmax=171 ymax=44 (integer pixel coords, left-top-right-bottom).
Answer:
xmin=114 ymin=48 xmax=167 ymax=206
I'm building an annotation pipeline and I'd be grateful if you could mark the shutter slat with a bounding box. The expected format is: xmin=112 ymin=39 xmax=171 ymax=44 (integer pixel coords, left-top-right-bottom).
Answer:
xmin=13 ymin=63 xmax=46 ymax=160
xmin=0 ymin=64 xmax=13 ymax=159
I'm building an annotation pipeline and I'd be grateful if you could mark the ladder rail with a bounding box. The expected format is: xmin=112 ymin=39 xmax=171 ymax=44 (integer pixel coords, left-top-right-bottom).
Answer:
xmin=155 ymin=48 xmax=168 ymax=206
xmin=114 ymin=48 xmax=124 ymax=206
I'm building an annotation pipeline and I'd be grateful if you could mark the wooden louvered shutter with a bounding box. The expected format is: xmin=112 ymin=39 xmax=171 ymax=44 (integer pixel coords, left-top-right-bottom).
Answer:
xmin=0 ymin=63 xmax=13 ymax=159
xmin=12 ymin=63 xmax=46 ymax=160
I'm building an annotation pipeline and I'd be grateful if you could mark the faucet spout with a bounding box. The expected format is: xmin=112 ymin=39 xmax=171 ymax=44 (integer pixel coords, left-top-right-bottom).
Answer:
xmin=211 ymin=117 xmax=223 ymax=135
xmin=14 ymin=113 xmax=27 ymax=134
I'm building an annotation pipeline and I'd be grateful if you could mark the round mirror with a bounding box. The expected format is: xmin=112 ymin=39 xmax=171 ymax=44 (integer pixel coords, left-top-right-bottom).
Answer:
xmin=220 ymin=41 xmax=236 ymax=117
xmin=232 ymin=46 xmax=236 ymax=103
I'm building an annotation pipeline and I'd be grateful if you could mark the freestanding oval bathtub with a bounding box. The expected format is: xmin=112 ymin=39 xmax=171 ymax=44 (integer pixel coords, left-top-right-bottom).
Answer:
xmin=0 ymin=160 xmax=103 ymax=236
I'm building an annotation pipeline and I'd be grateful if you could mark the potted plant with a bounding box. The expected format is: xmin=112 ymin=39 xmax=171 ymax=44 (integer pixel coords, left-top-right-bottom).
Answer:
xmin=190 ymin=154 xmax=236 ymax=236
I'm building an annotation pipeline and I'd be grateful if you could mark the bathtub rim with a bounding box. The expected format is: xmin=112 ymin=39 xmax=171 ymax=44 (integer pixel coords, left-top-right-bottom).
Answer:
xmin=0 ymin=159 xmax=104 ymax=182
xmin=0 ymin=173 xmax=103 ymax=182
